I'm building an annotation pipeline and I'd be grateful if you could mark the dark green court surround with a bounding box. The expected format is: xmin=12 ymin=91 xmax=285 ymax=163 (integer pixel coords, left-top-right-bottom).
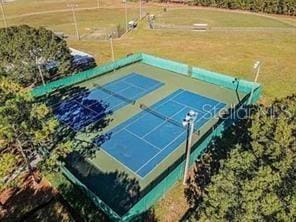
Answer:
xmin=33 ymin=53 xmax=261 ymax=221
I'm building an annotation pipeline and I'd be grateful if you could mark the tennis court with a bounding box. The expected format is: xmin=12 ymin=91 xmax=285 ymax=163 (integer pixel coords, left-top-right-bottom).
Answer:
xmin=95 ymin=89 xmax=226 ymax=178
xmin=34 ymin=53 xmax=261 ymax=220
xmin=53 ymin=73 xmax=163 ymax=131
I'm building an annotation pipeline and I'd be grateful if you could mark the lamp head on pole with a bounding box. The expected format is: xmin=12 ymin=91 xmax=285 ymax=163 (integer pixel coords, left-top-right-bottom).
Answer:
xmin=182 ymin=110 xmax=198 ymax=127
xmin=253 ymin=61 xmax=262 ymax=70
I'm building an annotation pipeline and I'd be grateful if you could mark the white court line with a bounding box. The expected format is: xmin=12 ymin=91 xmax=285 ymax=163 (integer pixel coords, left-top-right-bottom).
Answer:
xmin=101 ymin=81 xmax=164 ymax=114
xmin=78 ymin=75 xmax=159 ymax=115
xmin=99 ymin=90 xmax=224 ymax=178
xmin=141 ymin=106 xmax=187 ymax=138
xmin=136 ymin=130 xmax=187 ymax=174
xmin=135 ymin=101 xmax=224 ymax=177
xmin=124 ymin=128 xmax=161 ymax=151
xmin=172 ymin=100 xmax=205 ymax=114
xmin=126 ymin=82 xmax=164 ymax=100
xmin=110 ymin=90 xmax=186 ymax=138
xmin=76 ymin=82 xmax=131 ymax=110
xmin=121 ymin=73 xmax=148 ymax=91
xmin=122 ymin=79 xmax=146 ymax=91
xmin=99 ymin=145 xmax=144 ymax=179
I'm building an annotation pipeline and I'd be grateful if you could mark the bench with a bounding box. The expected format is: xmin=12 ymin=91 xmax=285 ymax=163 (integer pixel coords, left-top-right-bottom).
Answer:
xmin=193 ymin=23 xmax=209 ymax=31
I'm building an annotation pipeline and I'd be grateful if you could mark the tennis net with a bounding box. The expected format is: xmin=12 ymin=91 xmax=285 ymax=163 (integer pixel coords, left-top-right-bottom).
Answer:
xmin=94 ymin=84 xmax=136 ymax=105
xmin=139 ymin=104 xmax=184 ymax=129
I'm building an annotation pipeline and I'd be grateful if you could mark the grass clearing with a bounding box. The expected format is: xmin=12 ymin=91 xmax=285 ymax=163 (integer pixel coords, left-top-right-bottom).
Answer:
xmin=5 ymin=8 xmax=140 ymax=37
xmin=68 ymin=27 xmax=296 ymax=102
xmin=156 ymin=8 xmax=294 ymax=27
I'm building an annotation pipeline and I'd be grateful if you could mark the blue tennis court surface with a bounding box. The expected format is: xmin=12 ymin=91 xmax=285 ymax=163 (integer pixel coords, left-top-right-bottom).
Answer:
xmin=53 ymin=73 xmax=163 ymax=131
xmin=95 ymin=89 xmax=226 ymax=178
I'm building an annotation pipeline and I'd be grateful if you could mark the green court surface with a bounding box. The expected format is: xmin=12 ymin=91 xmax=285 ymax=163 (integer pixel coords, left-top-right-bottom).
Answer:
xmin=35 ymin=54 xmax=260 ymax=221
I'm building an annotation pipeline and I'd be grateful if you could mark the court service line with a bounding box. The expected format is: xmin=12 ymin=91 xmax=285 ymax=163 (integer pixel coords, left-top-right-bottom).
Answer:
xmin=77 ymin=82 xmax=135 ymax=117
xmin=98 ymin=145 xmax=143 ymax=178
xmin=80 ymin=83 xmax=131 ymax=107
xmin=136 ymin=101 xmax=225 ymax=176
xmin=109 ymin=90 xmax=186 ymax=138
xmin=125 ymin=82 xmax=164 ymax=100
xmin=99 ymin=102 xmax=223 ymax=179
xmin=124 ymin=128 xmax=162 ymax=151
xmin=122 ymin=80 xmax=146 ymax=91
xmin=122 ymin=78 xmax=164 ymax=93
xmin=172 ymin=100 xmax=205 ymax=114
xmin=69 ymin=80 xmax=163 ymax=133
xmin=141 ymin=106 xmax=188 ymax=138
xmin=121 ymin=74 xmax=151 ymax=91
xmin=136 ymin=130 xmax=187 ymax=174
xmin=100 ymin=81 xmax=164 ymax=114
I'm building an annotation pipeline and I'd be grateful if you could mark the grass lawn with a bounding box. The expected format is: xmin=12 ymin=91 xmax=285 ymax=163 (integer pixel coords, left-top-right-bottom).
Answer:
xmin=5 ymin=8 xmax=140 ymax=37
xmin=1 ymin=1 xmax=295 ymax=221
xmin=156 ymin=8 xmax=294 ymax=27
xmin=1 ymin=0 xmax=123 ymax=16
xmin=68 ymin=27 xmax=296 ymax=102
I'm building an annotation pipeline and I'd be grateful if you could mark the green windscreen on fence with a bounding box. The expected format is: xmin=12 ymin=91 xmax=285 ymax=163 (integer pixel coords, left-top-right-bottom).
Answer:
xmin=32 ymin=53 xmax=142 ymax=97
xmin=142 ymin=54 xmax=189 ymax=76
xmin=32 ymin=53 xmax=260 ymax=100
xmin=191 ymin=67 xmax=260 ymax=94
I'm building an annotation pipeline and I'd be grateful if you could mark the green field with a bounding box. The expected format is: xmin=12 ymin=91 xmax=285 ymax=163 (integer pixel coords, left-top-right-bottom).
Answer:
xmin=1 ymin=1 xmax=295 ymax=102
xmin=1 ymin=0 xmax=295 ymax=220
xmin=156 ymin=8 xmax=294 ymax=27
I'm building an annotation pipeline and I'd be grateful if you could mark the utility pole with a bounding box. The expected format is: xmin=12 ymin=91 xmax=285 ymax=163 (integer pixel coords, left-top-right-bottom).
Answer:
xmin=139 ymin=0 xmax=142 ymax=20
xmin=123 ymin=0 xmax=128 ymax=33
xmin=0 ymin=0 xmax=7 ymax=28
xmin=68 ymin=4 xmax=80 ymax=40
xmin=248 ymin=61 xmax=262 ymax=104
xmin=35 ymin=56 xmax=46 ymax=86
xmin=109 ymin=34 xmax=115 ymax=62
xmin=182 ymin=110 xmax=197 ymax=185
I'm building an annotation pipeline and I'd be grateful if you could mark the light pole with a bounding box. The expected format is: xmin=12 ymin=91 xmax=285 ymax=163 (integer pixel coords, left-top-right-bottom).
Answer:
xmin=248 ymin=61 xmax=262 ymax=104
xmin=182 ymin=110 xmax=197 ymax=185
xmin=0 ymin=0 xmax=7 ymax=28
xmin=109 ymin=34 xmax=115 ymax=62
xmin=96 ymin=0 xmax=100 ymax=9
xmin=68 ymin=4 xmax=80 ymax=40
xmin=123 ymin=0 xmax=128 ymax=33
xmin=139 ymin=0 xmax=142 ymax=20
xmin=35 ymin=56 xmax=46 ymax=86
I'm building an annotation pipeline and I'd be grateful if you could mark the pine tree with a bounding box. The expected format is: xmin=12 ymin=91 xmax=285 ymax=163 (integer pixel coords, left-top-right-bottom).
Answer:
xmin=188 ymin=95 xmax=296 ymax=221
xmin=0 ymin=77 xmax=72 ymax=191
xmin=0 ymin=25 xmax=71 ymax=87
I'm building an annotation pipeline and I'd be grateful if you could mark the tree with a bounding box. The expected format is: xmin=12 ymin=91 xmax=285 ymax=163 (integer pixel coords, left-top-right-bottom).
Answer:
xmin=188 ymin=95 xmax=296 ymax=221
xmin=0 ymin=25 xmax=72 ymax=87
xmin=0 ymin=77 xmax=72 ymax=191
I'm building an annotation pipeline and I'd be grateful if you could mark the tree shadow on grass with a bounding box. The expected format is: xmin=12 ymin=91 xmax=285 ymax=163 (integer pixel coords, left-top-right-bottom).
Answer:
xmin=183 ymin=105 xmax=259 ymax=219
